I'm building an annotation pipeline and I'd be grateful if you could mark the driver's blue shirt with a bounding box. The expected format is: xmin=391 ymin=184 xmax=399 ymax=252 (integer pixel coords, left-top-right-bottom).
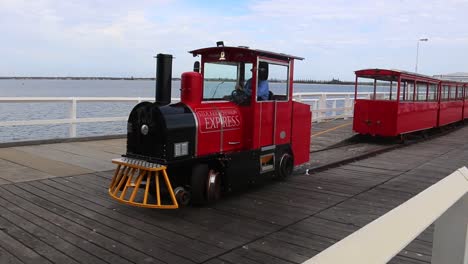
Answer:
xmin=244 ymin=78 xmax=269 ymax=100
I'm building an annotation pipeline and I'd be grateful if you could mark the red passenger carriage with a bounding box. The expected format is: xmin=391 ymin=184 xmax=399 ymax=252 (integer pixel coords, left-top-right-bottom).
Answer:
xmin=353 ymin=69 xmax=467 ymax=137
xmin=464 ymin=84 xmax=468 ymax=119
xmin=438 ymin=80 xmax=465 ymax=126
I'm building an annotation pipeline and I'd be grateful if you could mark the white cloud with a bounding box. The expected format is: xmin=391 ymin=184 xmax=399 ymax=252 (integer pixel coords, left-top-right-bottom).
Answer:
xmin=0 ymin=0 xmax=467 ymax=79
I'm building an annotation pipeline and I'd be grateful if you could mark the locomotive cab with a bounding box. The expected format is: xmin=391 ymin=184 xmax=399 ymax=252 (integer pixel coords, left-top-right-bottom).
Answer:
xmin=109 ymin=43 xmax=311 ymax=208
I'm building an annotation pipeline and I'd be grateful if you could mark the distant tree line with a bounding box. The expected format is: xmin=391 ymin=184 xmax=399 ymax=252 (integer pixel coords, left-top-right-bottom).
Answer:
xmin=295 ymin=78 xmax=355 ymax=85
xmin=0 ymin=76 xmax=182 ymax=81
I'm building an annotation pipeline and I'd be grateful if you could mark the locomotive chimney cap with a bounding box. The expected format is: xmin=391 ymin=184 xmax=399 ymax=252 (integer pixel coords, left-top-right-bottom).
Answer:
xmin=154 ymin=53 xmax=174 ymax=59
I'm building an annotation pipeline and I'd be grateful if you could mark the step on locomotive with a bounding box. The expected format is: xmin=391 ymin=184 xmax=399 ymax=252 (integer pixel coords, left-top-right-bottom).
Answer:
xmin=108 ymin=42 xmax=311 ymax=208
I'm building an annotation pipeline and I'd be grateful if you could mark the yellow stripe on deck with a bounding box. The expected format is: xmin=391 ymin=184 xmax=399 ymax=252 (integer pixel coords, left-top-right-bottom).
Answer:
xmin=311 ymin=122 xmax=352 ymax=138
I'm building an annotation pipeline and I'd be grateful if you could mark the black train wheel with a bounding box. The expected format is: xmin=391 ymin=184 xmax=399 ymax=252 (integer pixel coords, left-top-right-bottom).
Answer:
xmin=276 ymin=152 xmax=294 ymax=180
xmin=206 ymin=169 xmax=221 ymax=203
xmin=191 ymin=163 xmax=209 ymax=205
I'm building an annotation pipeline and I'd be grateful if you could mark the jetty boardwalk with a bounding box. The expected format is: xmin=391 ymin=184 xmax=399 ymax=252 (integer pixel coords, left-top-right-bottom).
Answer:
xmin=0 ymin=119 xmax=466 ymax=264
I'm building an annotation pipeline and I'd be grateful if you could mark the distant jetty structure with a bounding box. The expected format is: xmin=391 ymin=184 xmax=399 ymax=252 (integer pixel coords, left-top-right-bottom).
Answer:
xmin=433 ymin=72 xmax=468 ymax=82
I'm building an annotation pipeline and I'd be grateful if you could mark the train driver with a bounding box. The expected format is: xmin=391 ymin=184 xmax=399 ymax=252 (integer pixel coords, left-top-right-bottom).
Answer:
xmin=244 ymin=61 xmax=270 ymax=101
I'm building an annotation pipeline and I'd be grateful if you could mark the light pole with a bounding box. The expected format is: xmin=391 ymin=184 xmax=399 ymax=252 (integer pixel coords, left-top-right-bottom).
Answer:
xmin=415 ymin=38 xmax=428 ymax=73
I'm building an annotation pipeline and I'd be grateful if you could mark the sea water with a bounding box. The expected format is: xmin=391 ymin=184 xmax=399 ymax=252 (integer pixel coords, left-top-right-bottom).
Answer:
xmin=0 ymin=79 xmax=375 ymax=143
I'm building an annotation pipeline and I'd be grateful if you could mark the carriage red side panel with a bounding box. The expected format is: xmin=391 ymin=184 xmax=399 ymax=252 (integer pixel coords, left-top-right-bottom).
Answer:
xmin=397 ymin=102 xmax=438 ymax=134
xmin=465 ymin=99 xmax=468 ymax=120
xmin=291 ymin=101 xmax=311 ymax=165
xmin=353 ymin=100 xmax=398 ymax=136
xmin=438 ymin=101 xmax=464 ymax=126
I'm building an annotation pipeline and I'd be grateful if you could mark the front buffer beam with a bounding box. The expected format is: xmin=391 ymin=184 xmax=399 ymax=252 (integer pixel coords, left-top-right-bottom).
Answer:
xmin=109 ymin=158 xmax=179 ymax=209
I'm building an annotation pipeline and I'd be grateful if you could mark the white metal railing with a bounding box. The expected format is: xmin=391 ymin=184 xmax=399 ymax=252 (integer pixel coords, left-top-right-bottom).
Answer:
xmin=304 ymin=166 xmax=468 ymax=264
xmin=292 ymin=92 xmax=388 ymax=122
xmin=0 ymin=97 xmax=166 ymax=138
xmin=0 ymin=92 xmax=383 ymax=139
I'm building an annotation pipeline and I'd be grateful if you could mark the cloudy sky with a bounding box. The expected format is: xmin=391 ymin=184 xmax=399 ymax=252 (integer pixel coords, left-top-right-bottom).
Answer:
xmin=1 ymin=0 xmax=467 ymax=80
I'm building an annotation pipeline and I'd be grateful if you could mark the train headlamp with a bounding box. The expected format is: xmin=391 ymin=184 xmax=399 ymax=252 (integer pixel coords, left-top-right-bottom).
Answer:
xmin=174 ymin=142 xmax=189 ymax=157
xmin=141 ymin=124 xmax=149 ymax=135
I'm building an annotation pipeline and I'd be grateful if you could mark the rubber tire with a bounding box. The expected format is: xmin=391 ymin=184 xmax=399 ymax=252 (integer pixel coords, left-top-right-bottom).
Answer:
xmin=191 ymin=163 xmax=209 ymax=205
xmin=206 ymin=169 xmax=221 ymax=203
xmin=276 ymin=152 xmax=294 ymax=180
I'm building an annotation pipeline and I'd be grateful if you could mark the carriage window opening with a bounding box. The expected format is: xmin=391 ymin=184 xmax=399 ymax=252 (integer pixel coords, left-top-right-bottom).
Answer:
xmin=441 ymin=85 xmax=449 ymax=101
xmin=416 ymin=82 xmax=427 ymax=101
xmin=429 ymin=84 xmax=438 ymax=101
xmin=202 ymin=62 xmax=239 ymax=100
xmin=449 ymin=86 xmax=456 ymax=100
xmin=389 ymin=81 xmax=394 ymax=100
xmin=457 ymin=86 xmax=463 ymax=100
xmin=390 ymin=81 xmax=397 ymax=101
xmin=406 ymin=82 xmax=415 ymax=101
xmin=356 ymin=78 xmax=397 ymax=101
xmin=373 ymin=79 xmax=377 ymax=98
xmin=413 ymin=82 xmax=417 ymax=101
xmin=372 ymin=80 xmax=394 ymax=100
xmin=355 ymin=76 xmax=401 ymax=101
xmin=399 ymin=80 xmax=409 ymax=101
xmin=259 ymin=62 xmax=289 ymax=101
xmin=355 ymin=77 xmax=369 ymax=99
xmin=400 ymin=81 xmax=406 ymax=101
xmin=425 ymin=83 xmax=430 ymax=101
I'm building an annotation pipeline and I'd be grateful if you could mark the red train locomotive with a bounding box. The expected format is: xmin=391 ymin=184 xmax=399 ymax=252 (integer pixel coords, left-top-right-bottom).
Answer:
xmin=353 ymin=69 xmax=467 ymax=137
xmin=109 ymin=43 xmax=311 ymax=208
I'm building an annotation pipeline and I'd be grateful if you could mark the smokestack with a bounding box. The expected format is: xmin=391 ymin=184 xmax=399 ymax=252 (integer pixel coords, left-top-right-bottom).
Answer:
xmin=155 ymin=53 xmax=173 ymax=105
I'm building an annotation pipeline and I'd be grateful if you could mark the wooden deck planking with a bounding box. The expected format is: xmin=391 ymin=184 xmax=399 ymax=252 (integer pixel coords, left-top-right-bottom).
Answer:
xmin=56 ymin=174 xmax=282 ymax=248
xmin=0 ymin=213 xmax=80 ymax=264
xmin=49 ymin=177 xmax=253 ymax=250
xmin=0 ymin=204 xmax=104 ymax=264
xmin=310 ymin=119 xmax=354 ymax=152
xmin=0 ymin=190 xmax=111 ymax=264
xmin=46 ymin=142 xmax=121 ymax=161
xmin=0 ymin=186 xmax=142 ymax=264
xmin=215 ymin=247 xmax=298 ymax=264
xmin=0 ymin=148 xmax=92 ymax=177
xmin=0 ymin=245 xmax=23 ymax=264
xmin=0 ymin=120 xmax=465 ymax=263
xmin=15 ymin=145 xmax=115 ymax=172
xmin=17 ymin=181 xmax=204 ymax=264
xmin=37 ymin=178 xmax=248 ymax=253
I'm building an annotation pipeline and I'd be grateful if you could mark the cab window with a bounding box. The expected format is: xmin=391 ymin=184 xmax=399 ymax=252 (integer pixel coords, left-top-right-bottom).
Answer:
xmin=202 ymin=62 xmax=238 ymax=100
xmin=268 ymin=63 xmax=289 ymax=101
xmin=257 ymin=61 xmax=289 ymax=101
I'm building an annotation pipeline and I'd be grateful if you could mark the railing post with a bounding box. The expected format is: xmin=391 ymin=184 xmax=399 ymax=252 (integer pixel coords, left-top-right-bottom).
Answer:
xmin=69 ymin=99 xmax=77 ymax=137
xmin=431 ymin=193 xmax=468 ymax=264
xmin=332 ymin=100 xmax=337 ymax=118
xmin=318 ymin=94 xmax=327 ymax=122
xmin=313 ymin=100 xmax=318 ymax=123
xmin=344 ymin=94 xmax=350 ymax=120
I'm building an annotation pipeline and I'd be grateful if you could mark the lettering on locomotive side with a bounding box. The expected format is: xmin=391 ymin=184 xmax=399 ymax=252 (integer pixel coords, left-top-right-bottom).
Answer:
xmin=196 ymin=108 xmax=241 ymax=133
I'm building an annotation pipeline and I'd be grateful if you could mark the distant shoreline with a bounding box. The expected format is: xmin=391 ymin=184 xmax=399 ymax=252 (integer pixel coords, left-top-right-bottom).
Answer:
xmin=0 ymin=76 xmax=158 ymax=81
xmin=0 ymin=76 xmax=357 ymax=85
